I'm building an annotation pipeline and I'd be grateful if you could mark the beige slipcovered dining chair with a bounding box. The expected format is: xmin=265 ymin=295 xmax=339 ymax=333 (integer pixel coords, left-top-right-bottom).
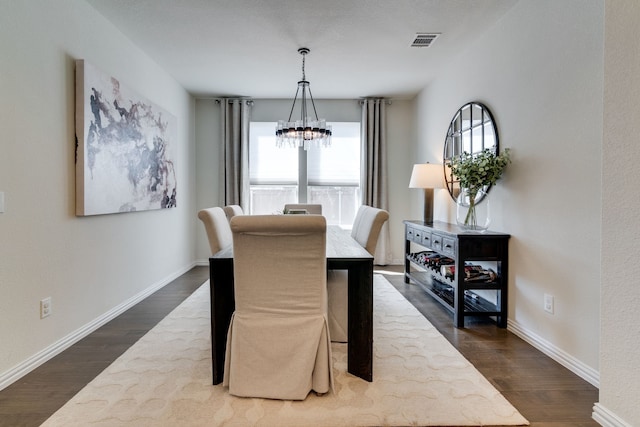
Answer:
xmin=223 ymin=204 xmax=243 ymax=222
xmin=197 ymin=207 xmax=233 ymax=255
xmin=223 ymin=214 xmax=334 ymax=400
xmin=327 ymin=205 xmax=389 ymax=342
xmin=284 ymin=203 xmax=323 ymax=215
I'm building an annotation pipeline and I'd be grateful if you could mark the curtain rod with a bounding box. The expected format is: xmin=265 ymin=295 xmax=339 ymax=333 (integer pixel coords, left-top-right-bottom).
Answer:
xmin=213 ymin=98 xmax=254 ymax=106
xmin=207 ymin=98 xmax=392 ymax=107
xmin=206 ymin=97 xmax=390 ymax=107
xmin=358 ymin=99 xmax=392 ymax=105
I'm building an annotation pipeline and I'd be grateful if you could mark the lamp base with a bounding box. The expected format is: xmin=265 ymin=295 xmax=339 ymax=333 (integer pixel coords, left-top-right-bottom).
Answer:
xmin=423 ymin=188 xmax=434 ymax=224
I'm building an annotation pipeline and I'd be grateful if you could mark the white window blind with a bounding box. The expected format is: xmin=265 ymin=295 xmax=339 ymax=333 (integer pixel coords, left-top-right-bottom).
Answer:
xmin=307 ymin=122 xmax=360 ymax=186
xmin=249 ymin=122 xmax=297 ymax=184
xmin=250 ymin=122 xmax=360 ymax=186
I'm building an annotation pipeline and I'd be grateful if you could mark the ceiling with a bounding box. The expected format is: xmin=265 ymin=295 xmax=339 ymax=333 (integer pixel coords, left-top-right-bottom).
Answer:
xmin=85 ymin=0 xmax=518 ymax=99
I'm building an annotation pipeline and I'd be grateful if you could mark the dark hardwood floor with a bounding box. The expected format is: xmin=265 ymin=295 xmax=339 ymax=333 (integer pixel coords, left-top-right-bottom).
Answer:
xmin=379 ymin=265 xmax=599 ymax=427
xmin=0 ymin=267 xmax=209 ymax=427
xmin=0 ymin=265 xmax=598 ymax=427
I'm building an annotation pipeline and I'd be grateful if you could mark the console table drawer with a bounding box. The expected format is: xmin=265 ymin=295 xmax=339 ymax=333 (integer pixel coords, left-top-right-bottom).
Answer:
xmin=406 ymin=226 xmax=417 ymax=242
xmin=430 ymin=233 xmax=456 ymax=256
xmin=430 ymin=233 xmax=444 ymax=252
xmin=421 ymin=231 xmax=432 ymax=247
xmin=441 ymin=237 xmax=456 ymax=256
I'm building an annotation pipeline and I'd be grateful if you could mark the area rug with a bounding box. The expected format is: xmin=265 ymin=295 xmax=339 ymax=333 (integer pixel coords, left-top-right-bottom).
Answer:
xmin=41 ymin=275 xmax=528 ymax=426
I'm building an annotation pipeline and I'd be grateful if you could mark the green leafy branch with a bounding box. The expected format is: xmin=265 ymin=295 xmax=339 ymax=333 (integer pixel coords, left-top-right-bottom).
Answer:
xmin=447 ymin=148 xmax=512 ymax=194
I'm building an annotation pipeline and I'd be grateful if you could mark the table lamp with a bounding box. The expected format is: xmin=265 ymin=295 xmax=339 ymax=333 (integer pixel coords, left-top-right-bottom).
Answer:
xmin=409 ymin=163 xmax=443 ymax=224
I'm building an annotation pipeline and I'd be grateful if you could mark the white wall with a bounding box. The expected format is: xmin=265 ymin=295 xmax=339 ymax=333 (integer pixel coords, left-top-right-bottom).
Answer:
xmin=0 ymin=0 xmax=195 ymax=387
xmin=595 ymin=1 xmax=640 ymax=425
xmin=413 ymin=0 xmax=603 ymax=386
xmin=195 ymin=98 xmax=415 ymax=264
xmin=385 ymin=100 xmax=416 ymax=263
xmin=195 ymin=99 xmax=222 ymax=259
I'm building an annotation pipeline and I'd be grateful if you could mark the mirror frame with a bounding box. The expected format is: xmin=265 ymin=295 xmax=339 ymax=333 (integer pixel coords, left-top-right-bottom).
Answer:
xmin=442 ymin=102 xmax=499 ymax=201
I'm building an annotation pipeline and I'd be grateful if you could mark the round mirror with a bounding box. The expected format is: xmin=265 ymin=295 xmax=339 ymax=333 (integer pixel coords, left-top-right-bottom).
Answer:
xmin=443 ymin=102 xmax=499 ymax=201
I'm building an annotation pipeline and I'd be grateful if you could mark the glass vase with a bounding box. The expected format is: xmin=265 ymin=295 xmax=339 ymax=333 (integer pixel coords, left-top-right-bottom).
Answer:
xmin=456 ymin=188 xmax=490 ymax=231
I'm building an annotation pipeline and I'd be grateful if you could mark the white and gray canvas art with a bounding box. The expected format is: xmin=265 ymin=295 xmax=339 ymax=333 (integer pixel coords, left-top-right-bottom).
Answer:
xmin=75 ymin=60 xmax=177 ymax=216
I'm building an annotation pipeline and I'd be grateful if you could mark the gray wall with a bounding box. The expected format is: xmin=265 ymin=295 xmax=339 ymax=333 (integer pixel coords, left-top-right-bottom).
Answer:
xmin=0 ymin=0 xmax=196 ymax=386
xmin=414 ymin=0 xmax=603 ymax=387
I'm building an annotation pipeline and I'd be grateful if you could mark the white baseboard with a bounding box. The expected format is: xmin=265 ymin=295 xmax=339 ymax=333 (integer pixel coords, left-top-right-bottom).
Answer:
xmin=507 ymin=318 xmax=600 ymax=388
xmin=0 ymin=263 xmax=196 ymax=392
xmin=592 ymin=403 xmax=633 ymax=427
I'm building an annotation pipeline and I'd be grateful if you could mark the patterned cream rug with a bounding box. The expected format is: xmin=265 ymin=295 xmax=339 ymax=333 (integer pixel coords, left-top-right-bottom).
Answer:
xmin=41 ymin=275 xmax=528 ymax=426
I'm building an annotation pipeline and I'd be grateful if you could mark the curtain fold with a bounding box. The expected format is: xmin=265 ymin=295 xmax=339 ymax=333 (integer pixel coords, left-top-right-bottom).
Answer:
xmin=361 ymin=98 xmax=392 ymax=265
xmin=219 ymin=98 xmax=252 ymax=209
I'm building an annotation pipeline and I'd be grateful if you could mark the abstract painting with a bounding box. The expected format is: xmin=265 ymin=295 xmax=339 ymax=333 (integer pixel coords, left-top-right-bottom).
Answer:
xmin=75 ymin=60 xmax=177 ymax=216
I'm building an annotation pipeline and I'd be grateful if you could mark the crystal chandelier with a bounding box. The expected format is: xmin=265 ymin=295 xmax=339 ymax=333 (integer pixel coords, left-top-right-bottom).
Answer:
xmin=276 ymin=48 xmax=331 ymax=149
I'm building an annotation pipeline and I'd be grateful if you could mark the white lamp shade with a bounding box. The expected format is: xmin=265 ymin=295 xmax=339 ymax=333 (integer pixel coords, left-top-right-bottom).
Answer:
xmin=409 ymin=163 xmax=444 ymax=189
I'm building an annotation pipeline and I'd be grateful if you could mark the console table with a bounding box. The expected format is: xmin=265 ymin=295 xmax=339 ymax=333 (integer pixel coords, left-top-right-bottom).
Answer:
xmin=403 ymin=220 xmax=510 ymax=328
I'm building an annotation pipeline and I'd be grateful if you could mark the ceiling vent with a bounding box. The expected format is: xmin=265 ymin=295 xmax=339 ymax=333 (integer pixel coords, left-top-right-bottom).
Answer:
xmin=411 ymin=33 xmax=440 ymax=47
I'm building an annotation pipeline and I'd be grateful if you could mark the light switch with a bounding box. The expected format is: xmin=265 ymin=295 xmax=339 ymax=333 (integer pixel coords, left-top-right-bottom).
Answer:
xmin=0 ymin=192 xmax=4 ymax=213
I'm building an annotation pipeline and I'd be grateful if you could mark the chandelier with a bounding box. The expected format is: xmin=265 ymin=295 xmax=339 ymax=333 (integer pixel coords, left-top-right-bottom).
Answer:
xmin=276 ymin=48 xmax=331 ymax=149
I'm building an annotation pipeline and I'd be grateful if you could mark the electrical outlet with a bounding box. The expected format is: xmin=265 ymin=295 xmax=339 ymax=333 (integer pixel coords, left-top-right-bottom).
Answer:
xmin=40 ymin=297 xmax=52 ymax=318
xmin=544 ymin=293 xmax=554 ymax=314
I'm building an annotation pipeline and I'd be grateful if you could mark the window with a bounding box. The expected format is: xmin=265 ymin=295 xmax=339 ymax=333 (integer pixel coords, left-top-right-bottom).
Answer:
xmin=249 ymin=122 xmax=361 ymax=227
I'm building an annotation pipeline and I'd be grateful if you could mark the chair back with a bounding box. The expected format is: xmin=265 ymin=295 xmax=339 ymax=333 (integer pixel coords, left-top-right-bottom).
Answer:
xmin=231 ymin=215 xmax=327 ymax=314
xmin=224 ymin=214 xmax=332 ymax=399
xmin=351 ymin=205 xmax=390 ymax=255
xmin=197 ymin=207 xmax=232 ymax=255
xmin=284 ymin=203 xmax=323 ymax=215
xmin=326 ymin=205 xmax=389 ymax=343
xmin=223 ymin=204 xmax=243 ymax=222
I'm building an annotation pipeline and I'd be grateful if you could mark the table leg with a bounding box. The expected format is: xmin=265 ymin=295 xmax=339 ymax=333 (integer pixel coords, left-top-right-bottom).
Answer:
xmin=209 ymin=258 xmax=235 ymax=385
xmin=347 ymin=259 xmax=373 ymax=382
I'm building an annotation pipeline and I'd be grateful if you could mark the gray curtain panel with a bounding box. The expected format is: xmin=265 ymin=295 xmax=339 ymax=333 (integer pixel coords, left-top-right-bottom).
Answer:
xmin=220 ymin=98 xmax=252 ymax=208
xmin=361 ymin=98 xmax=392 ymax=265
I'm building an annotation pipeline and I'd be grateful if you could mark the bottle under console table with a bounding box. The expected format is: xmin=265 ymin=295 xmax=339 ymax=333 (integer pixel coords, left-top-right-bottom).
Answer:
xmin=403 ymin=220 xmax=510 ymax=328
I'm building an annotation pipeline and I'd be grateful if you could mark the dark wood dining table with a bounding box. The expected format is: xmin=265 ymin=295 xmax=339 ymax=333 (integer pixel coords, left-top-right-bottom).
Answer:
xmin=208 ymin=225 xmax=374 ymax=384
